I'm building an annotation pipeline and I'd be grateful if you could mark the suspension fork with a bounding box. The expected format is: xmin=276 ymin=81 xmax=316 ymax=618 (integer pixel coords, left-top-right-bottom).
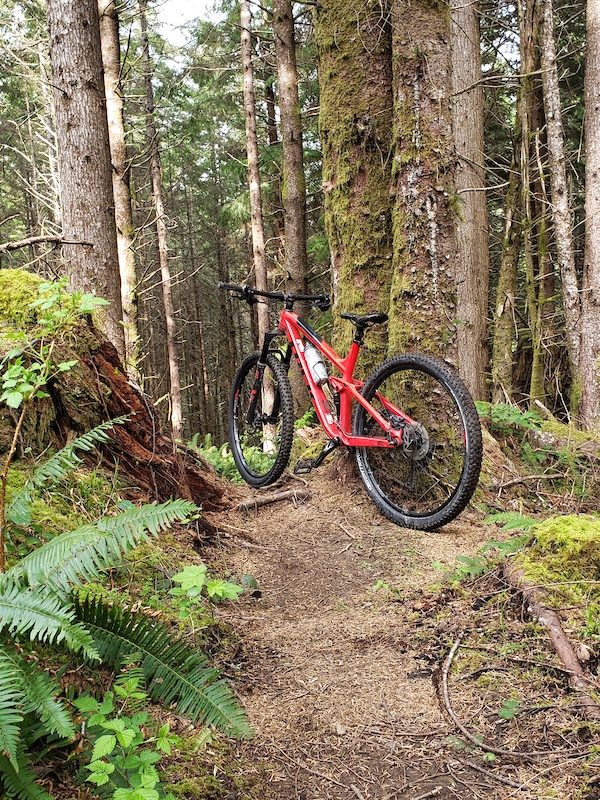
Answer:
xmin=245 ymin=331 xmax=286 ymax=424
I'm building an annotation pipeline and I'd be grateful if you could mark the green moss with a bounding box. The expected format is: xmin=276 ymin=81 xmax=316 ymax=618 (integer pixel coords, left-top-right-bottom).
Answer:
xmin=516 ymin=514 xmax=600 ymax=616
xmin=0 ymin=268 xmax=42 ymax=328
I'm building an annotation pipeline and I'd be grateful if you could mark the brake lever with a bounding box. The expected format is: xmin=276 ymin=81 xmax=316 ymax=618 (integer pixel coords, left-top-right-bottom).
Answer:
xmin=314 ymin=297 xmax=331 ymax=312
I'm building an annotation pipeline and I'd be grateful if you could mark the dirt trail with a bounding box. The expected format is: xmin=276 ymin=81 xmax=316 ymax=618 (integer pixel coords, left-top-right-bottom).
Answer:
xmin=213 ymin=471 xmax=527 ymax=800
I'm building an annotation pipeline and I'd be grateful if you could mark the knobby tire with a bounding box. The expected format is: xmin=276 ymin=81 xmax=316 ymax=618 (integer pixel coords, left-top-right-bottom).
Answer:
xmin=229 ymin=351 xmax=294 ymax=487
xmin=354 ymin=353 xmax=482 ymax=530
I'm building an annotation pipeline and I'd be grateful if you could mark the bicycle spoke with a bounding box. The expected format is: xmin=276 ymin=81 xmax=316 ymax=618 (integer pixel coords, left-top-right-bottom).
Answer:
xmin=354 ymin=354 xmax=482 ymax=530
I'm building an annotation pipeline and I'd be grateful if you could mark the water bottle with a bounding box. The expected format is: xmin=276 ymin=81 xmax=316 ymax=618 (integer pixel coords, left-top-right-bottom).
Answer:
xmin=304 ymin=342 xmax=328 ymax=386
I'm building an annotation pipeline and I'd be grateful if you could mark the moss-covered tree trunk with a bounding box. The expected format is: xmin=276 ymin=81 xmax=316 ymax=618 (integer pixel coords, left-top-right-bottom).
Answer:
xmin=315 ymin=0 xmax=394 ymax=372
xmin=46 ymin=0 xmax=125 ymax=360
xmin=451 ymin=0 xmax=489 ymax=399
xmin=387 ymin=0 xmax=459 ymax=361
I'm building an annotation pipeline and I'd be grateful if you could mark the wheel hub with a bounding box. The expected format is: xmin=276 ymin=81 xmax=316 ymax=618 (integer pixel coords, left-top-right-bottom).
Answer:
xmin=401 ymin=421 xmax=430 ymax=461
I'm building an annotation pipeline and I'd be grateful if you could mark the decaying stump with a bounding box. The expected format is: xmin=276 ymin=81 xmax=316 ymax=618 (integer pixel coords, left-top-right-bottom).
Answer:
xmin=0 ymin=278 xmax=227 ymax=528
xmin=51 ymin=324 xmax=226 ymax=512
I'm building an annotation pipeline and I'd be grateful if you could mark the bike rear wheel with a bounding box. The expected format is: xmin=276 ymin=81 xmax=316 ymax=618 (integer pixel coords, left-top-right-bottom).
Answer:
xmin=354 ymin=353 xmax=482 ymax=530
xmin=229 ymin=351 xmax=294 ymax=487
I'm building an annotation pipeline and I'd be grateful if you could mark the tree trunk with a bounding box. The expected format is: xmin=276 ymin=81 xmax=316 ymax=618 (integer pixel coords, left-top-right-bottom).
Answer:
xmin=314 ymin=0 xmax=394 ymax=372
xmin=139 ymin=0 xmax=184 ymax=442
xmin=240 ymin=0 xmax=270 ymax=343
xmin=450 ymin=0 xmax=489 ymax=400
xmin=491 ymin=158 xmax=522 ymax=404
xmin=98 ymin=0 xmax=140 ymax=375
xmin=517 ymin=0 xmax=546 ymax=405
xmin=46 ymin=0 xmax=125 ymax=359
xmin=240 ymin=0 xmax=276 ymax=449
xmin=272 ymin=0 xmax=309 ymax=299
xmin=388 ymin=0 xmax=459 ymax=363
xmin=580 ymin=0 xmax=600 ymax=430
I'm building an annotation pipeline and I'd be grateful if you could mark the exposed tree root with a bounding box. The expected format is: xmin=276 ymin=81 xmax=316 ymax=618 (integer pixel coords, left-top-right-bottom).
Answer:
xmin=43 ymin=323 xmax=227 ymax=532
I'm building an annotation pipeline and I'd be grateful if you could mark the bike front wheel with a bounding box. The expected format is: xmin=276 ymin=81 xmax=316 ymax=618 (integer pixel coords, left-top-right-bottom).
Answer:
xmin=229 ymin=351 xmax=294 ymax=487
xmin=354 ymin=353 xmax=482 ymax=530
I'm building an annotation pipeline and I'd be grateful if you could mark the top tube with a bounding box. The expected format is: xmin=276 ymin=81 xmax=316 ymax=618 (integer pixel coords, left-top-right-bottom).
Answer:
xmin=218 ymin=282 xmax=330 ymax=311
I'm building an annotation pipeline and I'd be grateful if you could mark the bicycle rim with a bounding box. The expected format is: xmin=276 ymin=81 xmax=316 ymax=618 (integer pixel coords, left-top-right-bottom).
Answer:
xmin=354 ymin=354 xmax=482 ymax=530
xmin=229 ymin=352 xmax=294 ymax=487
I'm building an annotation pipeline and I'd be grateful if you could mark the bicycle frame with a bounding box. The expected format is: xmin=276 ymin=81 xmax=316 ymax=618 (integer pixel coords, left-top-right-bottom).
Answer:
xmin=271 ymin=309 xmax=415 ymax=449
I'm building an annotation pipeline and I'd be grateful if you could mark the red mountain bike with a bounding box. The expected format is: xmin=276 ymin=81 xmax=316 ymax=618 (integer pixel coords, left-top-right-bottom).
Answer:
xmin=219 ymin=283 xmax=482 ymax=531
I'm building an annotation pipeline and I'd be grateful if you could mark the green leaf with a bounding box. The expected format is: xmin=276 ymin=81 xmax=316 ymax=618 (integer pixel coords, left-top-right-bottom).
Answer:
xmin=85 ymin=760 xmax=115 ymax=775
xmin=0 ymin=650 xmax=25 ymax=769
xmin=92 ymin=734 xmax=117 ymax=760
xmin=172 ymin=565 xmax=208 ymax=592
xmin=0 ymin=751 xmax=54 ymax=799
xmin=73 ymin=696 xmax=99 ymax=713
xmin=0 ymin=579 xmax=98 ymax=659
xmin=75 ymin=595 xmax=252 ymax=738
xmin=2 ymin=390 xmax=23 ymax=408
xmin=205 ymin=580 xmax=244 ymax=600
xmin=12 ymin=500 xmax=198 ymax=592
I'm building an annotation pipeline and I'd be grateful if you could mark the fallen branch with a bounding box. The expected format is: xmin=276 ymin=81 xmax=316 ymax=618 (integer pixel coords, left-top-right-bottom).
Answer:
xmin=236 ymin=488 xmax=311 ymax=511
xmin=504 ymin=566 xmax=600 ymax=720
xmin=0 ymin=234 xmax=62 ymax=253
xmin=455 ymin=757 xmax=527 ymax=790
xmin=490 ymin=473 xmax=563 ymax=491
xmin=441 ymin=635 xmax=573 ymax=757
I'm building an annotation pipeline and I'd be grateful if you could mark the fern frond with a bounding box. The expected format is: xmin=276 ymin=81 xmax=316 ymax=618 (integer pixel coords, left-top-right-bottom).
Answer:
xmin=0 ymin=648 xmax=25 ymax=769
xmin=31 ymin=416 xmax=129 ymax=489
xmin=6 ymin=488 xmax=32 ymax=528
xmin=0 ymin=649 xmax=74 ymax=742
xmin=6 ymin=417 xmax=129 ymax=525
xmin=0 ymin=751 xmax=53 ymax=800
xmin=0 ymin=579 xmax=98 ymax=659
xmin=10 ymin=499 xmax=197 ymax=592
xmin=75 ymin=596 xmax=252 ymax=739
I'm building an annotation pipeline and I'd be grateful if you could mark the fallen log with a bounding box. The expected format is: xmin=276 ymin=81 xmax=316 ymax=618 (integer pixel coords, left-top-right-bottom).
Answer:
xmin=236 ymin=488 xmax=311 ymax=512
xmin=504 ymin=564 xmax=600 ymax=720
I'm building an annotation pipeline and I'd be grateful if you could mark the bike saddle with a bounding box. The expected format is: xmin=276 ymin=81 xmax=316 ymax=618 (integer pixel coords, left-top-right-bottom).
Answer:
xmin=340 ymin=312 xmax=388 ymax=327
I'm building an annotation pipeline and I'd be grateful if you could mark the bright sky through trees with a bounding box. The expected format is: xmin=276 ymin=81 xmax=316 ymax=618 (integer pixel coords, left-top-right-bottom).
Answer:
xmin=155 ymin=0 xmax=219 ymax=44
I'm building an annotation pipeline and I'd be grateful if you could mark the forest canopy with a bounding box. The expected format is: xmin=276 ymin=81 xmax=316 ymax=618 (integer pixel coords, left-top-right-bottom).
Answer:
xmin=0 ymin=0 xmax=598 ymax=442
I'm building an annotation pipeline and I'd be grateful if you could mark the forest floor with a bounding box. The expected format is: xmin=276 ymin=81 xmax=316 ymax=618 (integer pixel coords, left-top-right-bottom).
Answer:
xmin=197 ymin=457 xmax=600 ymax=800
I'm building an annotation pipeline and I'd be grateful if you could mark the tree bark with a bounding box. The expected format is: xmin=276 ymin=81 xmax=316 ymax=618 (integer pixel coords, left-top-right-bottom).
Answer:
xmin=98 ymin=0 xmax=140 ymax=375
xmin=580 ymin=0 xmax=600 ymax=431
xmin=139 ymin=0 xmax=184 ymax=442
xmin=450 ymin=0 xmax=489 ymax=400
xmin=491 ymin=159 xmax=522 ymax=403
xmin=272 ymin=0 xmax=309 ymax=299
xmin=46 ymin=0 xmax=125 ymax=360
xmin=240 ymin=0 xmax=270 ymax=344
xmin=389 ymin=0 xmax=459 ymax=363
xmin=314 ymin=0 xmax=394 ymax=373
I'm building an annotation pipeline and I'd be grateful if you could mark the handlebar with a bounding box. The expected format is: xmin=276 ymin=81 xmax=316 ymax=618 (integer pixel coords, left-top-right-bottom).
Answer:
xmin=218 ymin=282 xmax=331 ymax=312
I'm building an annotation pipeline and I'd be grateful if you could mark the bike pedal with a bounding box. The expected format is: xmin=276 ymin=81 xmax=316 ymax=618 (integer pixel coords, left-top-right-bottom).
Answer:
xmin=294 ymin=459 xmax=314 ymax=474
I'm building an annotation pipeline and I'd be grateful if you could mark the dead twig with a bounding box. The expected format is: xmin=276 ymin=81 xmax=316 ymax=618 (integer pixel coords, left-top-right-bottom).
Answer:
xmin=490 ymin=473 xmax=563 ymax=491
xmin=236 ymin=488 xmax=311 ymax=511
xmin=268 ymin=742 xmax=348 ymax=789
xmin=455 ymin=757 xmax=529 ymax=791
xmin=441 ymin=635 xmax=572 ymax=758
xmin=413 ymin=788 xmax=443 ymax=800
